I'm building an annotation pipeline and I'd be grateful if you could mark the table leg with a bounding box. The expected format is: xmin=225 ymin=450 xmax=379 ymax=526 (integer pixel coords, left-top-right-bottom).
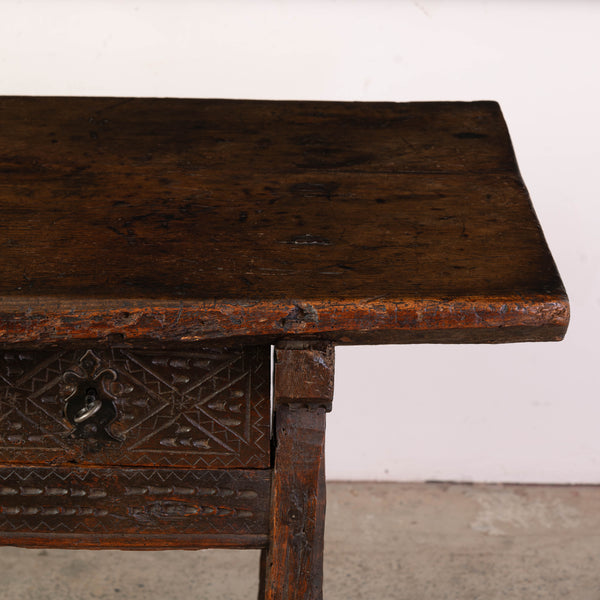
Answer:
xmin=260 ymin=342 xmax=334 ymax=600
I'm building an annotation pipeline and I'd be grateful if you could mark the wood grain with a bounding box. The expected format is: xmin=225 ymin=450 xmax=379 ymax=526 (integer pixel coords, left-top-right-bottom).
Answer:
xmin=261 ymin=342 xmax=334 ymax=600
xmin=0 ymin=97 xmax=568 ymax=345
xmin=262 ymin=406 xmax=326 ymax=600
xmin=274 ymin=342 xmax=334 ymax=411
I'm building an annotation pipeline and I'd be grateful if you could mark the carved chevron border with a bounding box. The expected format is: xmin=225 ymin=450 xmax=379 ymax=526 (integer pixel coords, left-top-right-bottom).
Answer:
xmin=0 ymin=467 xmax=270 ymax=536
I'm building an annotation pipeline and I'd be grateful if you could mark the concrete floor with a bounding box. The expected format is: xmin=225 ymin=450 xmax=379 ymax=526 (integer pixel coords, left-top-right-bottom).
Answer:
xmin=1 ymin=482 xmax=599 ymax=599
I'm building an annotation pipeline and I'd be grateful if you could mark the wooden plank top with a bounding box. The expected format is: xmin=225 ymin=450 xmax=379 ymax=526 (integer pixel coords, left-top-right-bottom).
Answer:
xmin=0 ymin=97 xmax=568 ymax=346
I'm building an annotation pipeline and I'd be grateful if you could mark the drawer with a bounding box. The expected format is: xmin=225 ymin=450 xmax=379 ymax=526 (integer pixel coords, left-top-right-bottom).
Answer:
xmin=0 ymin=346 xmax=271 ymax=468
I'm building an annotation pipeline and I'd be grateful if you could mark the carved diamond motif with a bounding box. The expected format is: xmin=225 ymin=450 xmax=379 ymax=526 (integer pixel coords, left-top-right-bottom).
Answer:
xmin=0 ymin=346 xmax=270 ymax=468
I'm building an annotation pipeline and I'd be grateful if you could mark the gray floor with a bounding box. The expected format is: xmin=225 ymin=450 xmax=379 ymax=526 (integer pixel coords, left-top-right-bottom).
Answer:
xmin=1 ymin=482 xmax=599 ymax=599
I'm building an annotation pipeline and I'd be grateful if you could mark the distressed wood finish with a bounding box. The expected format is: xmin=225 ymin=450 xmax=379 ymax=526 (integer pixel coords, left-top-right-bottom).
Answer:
xmin=0 ymin=345 xmax=270 ymax=468
xmin=0 ymin=97 xmax=569 ymax=591
xmin=273 ymin=342 xmax=335 ymax=411
xmin=0 ymin=466 xmax=270 ymax=549
xmin=262 ymin=406 xmax=326 ymax=600
xmin=261 ymin=343 xmax=334 ymax=600
xmin=0 ymin=97 xmax=568 ymax=346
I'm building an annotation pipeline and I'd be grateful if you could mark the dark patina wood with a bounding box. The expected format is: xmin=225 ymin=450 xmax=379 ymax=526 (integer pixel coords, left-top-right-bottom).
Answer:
xmin=273 ymin=342 xmax=335 ymax=412
xmin=0 ymin=466 xmax=270 ymax=549
xmin=0 ymin=97 xmax=569 ymax=594
xmin=0 ymin=345 xmax=270 ymax=468
xmin=0 ymin=97 xmax=568 ymax=346
xmin=261 ymin=342 xmax=334 ymax=600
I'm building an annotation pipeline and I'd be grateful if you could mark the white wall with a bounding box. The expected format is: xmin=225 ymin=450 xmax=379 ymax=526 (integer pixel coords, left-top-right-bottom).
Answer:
xmin=0 ymin=0 xmax=597 ymax=483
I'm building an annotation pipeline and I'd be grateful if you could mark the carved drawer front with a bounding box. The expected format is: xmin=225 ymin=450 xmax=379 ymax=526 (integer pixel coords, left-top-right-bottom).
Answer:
xmin=0 ymin=346 xmax=270 ymax=468
xmin=0 ymin=466 xmax=270 ymax=549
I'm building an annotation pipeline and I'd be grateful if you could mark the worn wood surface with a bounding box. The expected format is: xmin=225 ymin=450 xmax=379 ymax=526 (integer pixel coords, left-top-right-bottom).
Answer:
xmin=0 ymin=345 xmax=271 ymax=468
xmin=261 ymin=342 xmax=334 ymax=600
xmin=262 ymin=406 xmax=326 ymax=600
xmin=274 ymin=342 xmax=335 ymax=411
xmin=0 ymin=466 xmax=270 ymax=549
xmin=0 ymin=97 xmax=568 ymax=346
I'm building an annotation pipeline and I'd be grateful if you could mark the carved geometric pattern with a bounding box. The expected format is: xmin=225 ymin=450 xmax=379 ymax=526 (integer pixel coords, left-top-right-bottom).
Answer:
xmin=0 ymin=467 xmax=270 ymax=537
xmin=0 ymin=346 xmax=271 ymax=468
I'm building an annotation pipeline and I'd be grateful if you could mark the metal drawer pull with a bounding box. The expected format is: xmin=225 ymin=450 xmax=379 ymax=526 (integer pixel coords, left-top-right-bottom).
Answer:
xmin=74 ymin=389 xmax=102 ymax=423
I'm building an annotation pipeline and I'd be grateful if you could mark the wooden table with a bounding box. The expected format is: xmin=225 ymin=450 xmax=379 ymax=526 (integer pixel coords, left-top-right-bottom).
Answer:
xmin=0 ymin=97 xmax=568 ymax=598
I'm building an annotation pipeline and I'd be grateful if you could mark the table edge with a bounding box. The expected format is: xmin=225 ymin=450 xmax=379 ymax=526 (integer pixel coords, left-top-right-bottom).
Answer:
xmin=0 ymin=293 xmax=569 ymax=346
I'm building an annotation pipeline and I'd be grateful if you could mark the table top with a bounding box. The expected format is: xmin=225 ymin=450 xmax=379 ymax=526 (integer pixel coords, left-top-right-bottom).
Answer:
xmin=0 ymin=97 xmax=568 ymax=346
